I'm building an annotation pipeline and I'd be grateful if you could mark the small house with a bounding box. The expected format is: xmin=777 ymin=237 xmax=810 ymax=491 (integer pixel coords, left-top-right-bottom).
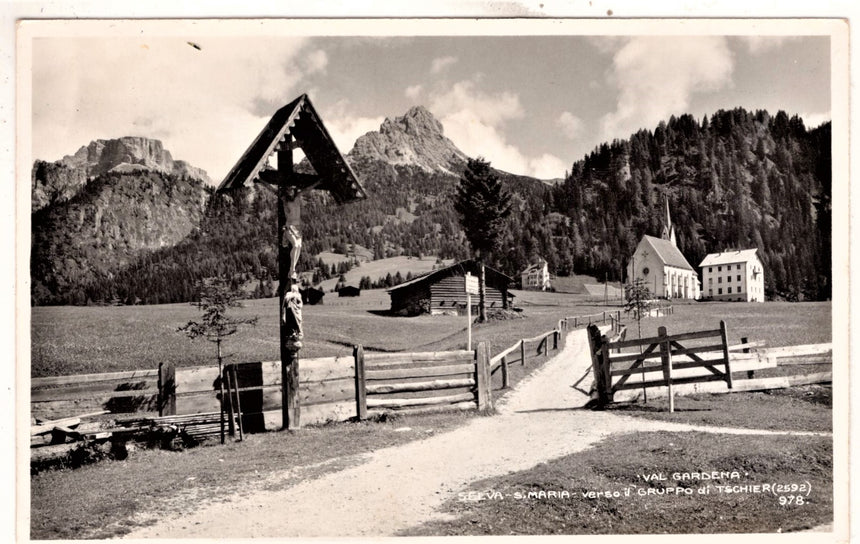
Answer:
xmin=520 ymin=257 xmax=551 ymax=291
xmin=338 ymin=286 xmax=361 ymax=297
xmin=699 ymin=249 xmax=765 ymax=302
xmin=387 ymin=260 xmax=514 ymax=316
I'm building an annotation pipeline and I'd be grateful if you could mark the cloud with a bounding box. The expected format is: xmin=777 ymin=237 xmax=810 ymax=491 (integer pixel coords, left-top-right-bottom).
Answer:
xmin=321 ymin=100 xmax=384 ymax=153
xmin=427 ymin=80 xmax=564 ymax=179
xmin=405 ymin=85 xmax=423 ymax=99
xmin=736 ymin=36 xmax=795 ymax=55
xmin=557 ymin=112 xmax=585 ymax=140
xmin=430 ymin=55 xmax=458 ymax=74
xmin=31 ymin=36 xmax=326 ymax=182
xmin=599 ymin=36 xmax=734 ymax=142
xmin=797 ymin=111 xmax=831 ymax=129
xmin=301 ymin=49 xmax=328 ymax=73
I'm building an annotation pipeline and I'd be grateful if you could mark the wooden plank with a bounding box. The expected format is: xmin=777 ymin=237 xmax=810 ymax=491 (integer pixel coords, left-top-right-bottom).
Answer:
xmin=368 ymin=400 xmax=477 ymax=417
xmin=175 ymin=393 xmax=221 ymax=416
xmin=300 ymin=378 xmax=356 ymax=406
xmin=366 ymin=378 xmax=475 ymax=395
xmin=786 ymin=372 xmax=832 ymax=386
xmin=365 ymin=363 xmax=476 ymax=381
xmin=301 ymin=401 xmax=355 ymax=426
xmin=475 ymin=342 xmax=491 ymax=411
xmin=301 ymin=356 xmax=356 ymax=382
xmin=610 ymin=363 xmax=665 ymax=377
xmin=30 ymin=387 xmax=159 ymax=403
xmin=174 ymin=366 xmax=220 ymax=395
xmin=672 ymin=359 xmax=727 ymax=373
xmin=608 ymin=344 xmax=660 ymax=365
xmin=31 ymin=418 xmax=80 ymax=436
xmin=364 ymin=351 xmax=474 ymax=367
xmin=777 ymin=356 xmax=832 ymax=366
xmin=727 ymin=341 xmax=766 ymax=351
xmin=668 ymin=343 xmax=727 ymax=359
xmin=366 ymin=392 xmax=475 ymax=409
xmin=609 ymin=328 xmax=722 ymax=350
xmin=354 ymin=345 xmax=367 ymax=421
xmin=159 ymin=363 xmax=176 ymax=416
xmin=614 ymin=373 xmax=727 ymax=391
xmin=720 ymin=320 xmax=733 ymax=389
xmin=767 ymin=343 xmax=832 ymax=357
xmin=32 ymin=368 xmax=160 ymax=387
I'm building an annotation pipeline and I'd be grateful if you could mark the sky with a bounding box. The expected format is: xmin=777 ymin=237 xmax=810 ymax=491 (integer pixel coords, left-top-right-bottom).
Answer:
xmin=30 ymin=28 xmax=831 ymax=183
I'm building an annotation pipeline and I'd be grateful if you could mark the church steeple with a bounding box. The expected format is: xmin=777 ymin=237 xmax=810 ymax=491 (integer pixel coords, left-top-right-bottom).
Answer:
xmin=661 ymin=195 xmax=676 ymax=246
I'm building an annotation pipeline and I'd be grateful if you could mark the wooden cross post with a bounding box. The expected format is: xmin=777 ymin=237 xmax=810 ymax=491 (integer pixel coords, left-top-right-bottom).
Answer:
xmin=278 ymin=144 xmax=302 ymax=431
xmin=216 ymin=94 xmax=367 ymax=433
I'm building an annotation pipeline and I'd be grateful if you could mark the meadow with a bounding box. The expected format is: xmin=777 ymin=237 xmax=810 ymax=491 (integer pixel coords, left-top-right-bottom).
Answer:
xmin=30 ymin=292 xmax=831 ymax=378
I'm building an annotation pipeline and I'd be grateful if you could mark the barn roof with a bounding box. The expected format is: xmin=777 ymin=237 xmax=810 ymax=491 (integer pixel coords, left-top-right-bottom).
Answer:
xmin=699 ymin=248 xmax=760 ymax=267
xmin=640 ymin=235 xmax=694 ymax=271
xmin=216 ymin=94 xmax=366 ymax=204
xmin=388 ymin=260 xmax=514 ymax=294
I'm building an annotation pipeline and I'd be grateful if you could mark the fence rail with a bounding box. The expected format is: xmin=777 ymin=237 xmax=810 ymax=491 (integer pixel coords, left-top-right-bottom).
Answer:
xmin=588 ymin=320 xmax=732 ymax=412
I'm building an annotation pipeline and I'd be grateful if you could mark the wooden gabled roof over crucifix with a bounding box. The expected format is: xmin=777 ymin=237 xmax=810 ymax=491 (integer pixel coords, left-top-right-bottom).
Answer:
xmin=216 ymin=93 xmax=367 ymax=204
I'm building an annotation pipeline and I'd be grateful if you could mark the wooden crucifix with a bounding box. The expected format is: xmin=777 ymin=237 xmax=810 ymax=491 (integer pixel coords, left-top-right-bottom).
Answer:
xmin=217 ymin=94 xmax=367 ymax=430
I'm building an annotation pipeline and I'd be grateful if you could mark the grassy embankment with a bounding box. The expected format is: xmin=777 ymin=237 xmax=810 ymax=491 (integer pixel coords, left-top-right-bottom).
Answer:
xmin=404 ymin=431 xmax=833 ymax=535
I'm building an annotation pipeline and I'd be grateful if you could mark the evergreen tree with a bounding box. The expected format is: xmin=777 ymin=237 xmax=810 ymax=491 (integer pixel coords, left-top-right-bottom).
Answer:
xmin=454 ymin=157 xmax=512 ymax=322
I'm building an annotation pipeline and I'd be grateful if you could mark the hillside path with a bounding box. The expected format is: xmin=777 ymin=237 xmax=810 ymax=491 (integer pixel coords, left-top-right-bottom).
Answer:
xmin=125 ymin=327 xmax=826 ymax=539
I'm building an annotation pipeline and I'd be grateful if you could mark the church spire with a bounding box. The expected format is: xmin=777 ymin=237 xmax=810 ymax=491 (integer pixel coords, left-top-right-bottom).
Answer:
xmin=661 ymin=195 xmax=676 ymax=246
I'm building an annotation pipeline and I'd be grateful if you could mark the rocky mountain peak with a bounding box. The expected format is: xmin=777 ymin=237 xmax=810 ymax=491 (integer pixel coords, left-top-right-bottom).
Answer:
xmin=58 ymin=136 xmax=210 ymax=184
xmin=349 ymin=106 xmax=467 ymax=174
xmin=32 ymin=136 xmax=211 ymax=212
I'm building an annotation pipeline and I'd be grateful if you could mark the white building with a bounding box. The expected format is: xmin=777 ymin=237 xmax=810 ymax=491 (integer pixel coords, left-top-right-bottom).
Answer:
xmin=626 ymin=197 xmax=699 ymax=300
xmin=520 ymin=257 xmax=551 ymax=291
xmin=699 ymin=249 xmax=765 ymax=302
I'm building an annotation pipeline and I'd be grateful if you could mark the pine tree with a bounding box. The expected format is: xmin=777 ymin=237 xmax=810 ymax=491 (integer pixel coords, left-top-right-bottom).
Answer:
xmin=454 ymin=157 xmax=512 ymax=322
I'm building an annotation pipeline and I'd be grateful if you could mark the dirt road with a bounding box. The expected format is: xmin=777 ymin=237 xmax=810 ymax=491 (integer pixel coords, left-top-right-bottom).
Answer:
xmin=125 ymin=328 xmax=828 ymax=538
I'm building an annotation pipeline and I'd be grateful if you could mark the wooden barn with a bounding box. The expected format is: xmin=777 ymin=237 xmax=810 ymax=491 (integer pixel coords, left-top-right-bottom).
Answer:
xmin=387 ymin=260 xmax=514 ymax=316
xmin=338 ymin=286 xmax=361 ymax=297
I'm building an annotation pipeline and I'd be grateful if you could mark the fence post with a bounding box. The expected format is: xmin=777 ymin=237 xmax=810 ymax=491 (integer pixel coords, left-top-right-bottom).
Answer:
xmin=224 ymin=367 xmax=236 ymax=437
xmin=520 ymin=340 xmax=526 ymax=366
xmin=720 ymin=320 xmax=734 ymax=389
xmin=658 ymin=326 xmax=674 ymax=413
xmin=586 ymin=325 xmax=609 ymax=407
xmin=475 ymin=342 xmax=492 ymax=411
xmin=742 ymin=336 xmax=754 ymax=379
xmin=553 ymin=330 xmax=559 ymax=350
xmin=353 ymin=345 xmax=367 ymax=421
xmin=501 ymin=356 xmax=509 ymax=389
xmin=158 ymin=363 xmax=176 ymax=417
xmin=574 ymin=316 xmax=578 ymax=328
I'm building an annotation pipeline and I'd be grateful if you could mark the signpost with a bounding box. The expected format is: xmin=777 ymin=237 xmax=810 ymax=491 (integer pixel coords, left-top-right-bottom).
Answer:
xmin=465 ymin=272 xmax=479 ymax=351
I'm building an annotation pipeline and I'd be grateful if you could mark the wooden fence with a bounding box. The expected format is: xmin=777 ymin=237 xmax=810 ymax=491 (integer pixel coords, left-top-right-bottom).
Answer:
xmin=486 ymin=310 xmax=624 ymax=389
xmin=587 ymin=321 xmax=732 ymax=411
xmin=31 ymin=343 xmax=494 ymax=432
xmin=31 ymin=369 xmax=161 ymax=422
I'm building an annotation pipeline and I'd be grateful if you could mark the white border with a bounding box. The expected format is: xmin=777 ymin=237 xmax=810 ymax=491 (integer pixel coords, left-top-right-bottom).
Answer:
xmin=6 ymin=5 xmax=855 ymax=544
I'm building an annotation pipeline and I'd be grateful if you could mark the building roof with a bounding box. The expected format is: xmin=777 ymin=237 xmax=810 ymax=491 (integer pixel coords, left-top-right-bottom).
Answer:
xmin=699 ymin=249 xmax=760 ymax=267
xmin=217 ymin=94 xmax=367 ymax=204
xmin=388 ymin=260 xmax=514 ymax=294
xmin=640 ymin=235 xmax=694 ymax=271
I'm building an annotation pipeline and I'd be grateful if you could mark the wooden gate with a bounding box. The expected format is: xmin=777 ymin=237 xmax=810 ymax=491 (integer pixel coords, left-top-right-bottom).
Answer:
xmin=588 ymin=321 xmax=733 ymax=411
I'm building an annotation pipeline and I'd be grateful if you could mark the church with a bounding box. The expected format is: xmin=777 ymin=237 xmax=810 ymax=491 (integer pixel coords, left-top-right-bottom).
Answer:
xmin=625 ymin=197 xmax=700 ymax=300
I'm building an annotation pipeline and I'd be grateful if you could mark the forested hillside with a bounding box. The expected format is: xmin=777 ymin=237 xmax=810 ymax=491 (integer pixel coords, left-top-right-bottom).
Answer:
xmin=30 ymin=107 xmax=830 ymax=305
xmin=548 ymin=109 xmax=830 ymax=301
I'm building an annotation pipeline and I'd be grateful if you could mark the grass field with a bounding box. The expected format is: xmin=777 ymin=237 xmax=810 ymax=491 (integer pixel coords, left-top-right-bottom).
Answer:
xmin=30 ymin=296 xmax=831 ymax=378
xmin=404 ymin=431 xmax=833 ymax=535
